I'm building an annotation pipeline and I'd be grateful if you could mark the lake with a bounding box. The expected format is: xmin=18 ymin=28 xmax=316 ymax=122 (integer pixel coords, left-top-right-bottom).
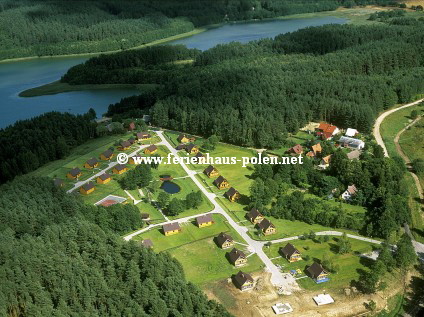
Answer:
xmin=0 ymin=16 xmax=346 ymax=128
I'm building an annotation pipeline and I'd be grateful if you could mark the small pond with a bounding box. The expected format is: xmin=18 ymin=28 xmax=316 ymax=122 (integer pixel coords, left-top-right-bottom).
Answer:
xmin=161 ymin=181 xmax=181 ymax=194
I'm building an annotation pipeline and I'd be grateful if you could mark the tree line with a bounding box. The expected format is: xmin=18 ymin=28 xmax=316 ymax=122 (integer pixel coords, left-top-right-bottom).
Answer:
xmin=0 ymin=176 xmax=232 ymax=316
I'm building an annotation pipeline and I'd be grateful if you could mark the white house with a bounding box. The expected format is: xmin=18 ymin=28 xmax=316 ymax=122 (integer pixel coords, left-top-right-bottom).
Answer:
xmin=341 ymin=185 xmax=358 ymax=201
xmin=338 ymin=136 xmax=365 ymax=150
xmin=345 ymin=128 xmax=359 ymax=137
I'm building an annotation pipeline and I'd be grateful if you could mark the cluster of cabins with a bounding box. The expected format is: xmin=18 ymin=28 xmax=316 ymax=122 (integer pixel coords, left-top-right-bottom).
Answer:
xmin=175 ymin=134 xmax=202 ymax=156
xmin=57 ymin=131 xmax=157 ymax=195
xmin=247 ymin=208 xmax=277 ymax=236
xmin=161 ymin=213 xmax=215 ymax=237
xmin=203 ymin=165 xmax=241 ymax=202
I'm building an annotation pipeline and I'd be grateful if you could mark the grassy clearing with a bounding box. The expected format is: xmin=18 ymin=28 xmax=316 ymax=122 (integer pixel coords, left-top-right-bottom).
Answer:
xmin=263 ymin=238 xmax=377 ymax=291
xmin=19 ymin=81 xmax=157 ymax=97
xmin=136 ymin=201 xmax=165 ymax=223
xmin=268 ymin=131 xmax=315 ymax=156
xmin=135 ymin=214 xmax=264 ymax=286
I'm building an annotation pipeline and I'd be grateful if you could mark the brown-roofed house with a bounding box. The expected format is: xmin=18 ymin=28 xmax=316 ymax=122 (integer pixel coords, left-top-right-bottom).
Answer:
xmin=257 ymin=218 xmax=276 ymax=235
xmin=213 ymin=176 xmax=230 ymax=190
xmin=163 ymin=222 xmax=182 ymax=236
xmin=204 ymin=165 xmax=219 ymax=178
xmin=227 ymin=248 xmax=247 ymax=267
xmin=196 ymin=214 xmax=214 ymax=228
xmin=128 ymin=138 xmax=136 ymax=145
xmin=306 ymin=143 xmax=322 ymax=158
xmin=112 ymin=164 xmax=127 ymax=175
xmin=177 ymin=134 xmax=195 ymax=143
xmin=67 ymin=167 xmax=82 ymax=179
xmin=141 ymin=239 xmax=153 ymax=248
xmin=215 ymin=232 xmax=234 ymax=249
xmin=307 ymin=262 xmax=329 ymax=283
xmin=341 ymin=184 xmax=358 ymax=201
xmin=185 ymin=143 xmax=199 ymax=155
xmin=129 ymin=155 xmax=143 ymax=164
xmin=127 ymin=122 xmax=136 ymax=131
xmin=144 ymin=144 xmax=158 ymax=155
xmin=175 ymin=144 xmax=186 ymax=151
xmin=53 ymin=178 xmax=64 ymax=187
xmin=194 ymin=152 xmax=205 ymax=163
xmin=316 ymin=123 xmax=339 ymax=140
xmin=247 ymin=208 xmax=264 ymax=224
xmin=287 ymin=144 xmax=304 ymax=155
xmin=84 ymin=157 xmax=99 ymax=169
xmin=279 ymin=243 xmax=301 ymax=262
xmin=136 ymin=132 xmax=151 ymax=141
xmin=100 ymin=149 xmax=114 ymax=161
xmin=141 ymin=213 xmax=150 ymax=220
xmin=225 ymin=187 xmax=240 ymax=202
xmin=233 ymin=271 xmax=254 ymax=291
xmin=80 ymin=182 xmax=95 ymax=195
xmin=119 ymin=140 xmax=132 ymax=150
xmin=97 ymin=173 xmax=111 ymax=184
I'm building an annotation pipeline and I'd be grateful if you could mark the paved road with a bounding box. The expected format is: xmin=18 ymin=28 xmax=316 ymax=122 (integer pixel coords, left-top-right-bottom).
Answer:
xmin=373 ymin=98 xmax=423 ymax=157
xmin=373 ymin=99 xmax=424 ymax=259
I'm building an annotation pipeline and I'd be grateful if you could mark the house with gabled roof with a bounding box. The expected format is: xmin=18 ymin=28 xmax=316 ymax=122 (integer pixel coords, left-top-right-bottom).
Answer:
xmin=136 ymin=132 xmax=151 ymax=141
xmin=227 ymin=248 xmax=247 ymax=267
xmin=204 ymin=165 xmax=219 ymax=178
xmin=341 ymin=184 xmax=357 ymax=201
xmin=53 ymin=178 xmax=64 ymax=187
xmin=257 ymin=218 xmax=276 ymax=235
xmin=185 ymin=143 xmax=199 ymax=155
xmin=100 ymin=149 xmax=114 ymax=161
xmin=225 ymin=187 xmax=240 ymax=202
xmin=112 ymin=164 xmax=127 ymax=175
xmin=144 ymin=144 xmax=158 ymax=155
xmin=319 ymin=154 xmax=332 ymax=169
xmin=80 ymin=182 xmax=95 ymax=195
xmin=213 ymin=175 xmax=230 ymax=190
xmin=118 ymin=140 xmax=131 ymax=150
xmin=247 ymin=208 xmax=264 ymax=224
xmin=287 ymin=144 xmax=304 ymax=155
xmin=163 ymin=222 xmax=182 ymax=236
xmin=215 ymin=232 xmax=234 ymax=249
xmin=196 ymin=214 xmax=214 ymax=228
xmin=175 ymin=144 xmax=186 ymax=151
xmin=233 ymin=271 xmax=254 ymax=291
xmin=96 ymin=173 xmax=111 ymax=184
xmin=345 ymin=128 xmax=359 ymax=137
xmin=316 ymin=123 xmax=339 ymax=140
xmin=141 ymin=239 xmax=153 ymax=248
xmin=177 ymin=134 xmax=195 ymax=143
xmin=279 ymin=243 xmax=301 ymax=262
xmin=127 ymin=122 xmax=136 ymax=131
xmin=84 ymin=157 xmax=99 ymax=169
xmin=67 ymin=167 xmax=82 ymax=179
xmin=306 ymin=143 xmax=322 ymax=158
xmin=307 ymin=262 xmax=329 ymax=283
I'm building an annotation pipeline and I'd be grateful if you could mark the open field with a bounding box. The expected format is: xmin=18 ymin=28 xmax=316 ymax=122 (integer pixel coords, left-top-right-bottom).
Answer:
xmin=264 ymin=238 xmax=376 ymax=291
xmin=134 ymin=214 xmax=264 ymax=285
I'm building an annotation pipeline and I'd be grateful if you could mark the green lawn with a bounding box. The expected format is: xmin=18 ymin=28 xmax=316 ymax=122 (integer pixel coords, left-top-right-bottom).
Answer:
xmin=135 ymin=214 xmax=264 ymax=286
xmin=263 ymin=238 xmax=376 ymax=291
xmin=268 ymin=130 xmax=316 ymax=156
xmin=136 ymin=201 xmax=165 ymax=223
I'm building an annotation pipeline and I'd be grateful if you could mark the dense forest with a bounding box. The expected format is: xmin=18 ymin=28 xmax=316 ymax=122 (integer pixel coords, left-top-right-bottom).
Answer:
xmin=0 ymin=176 xmax=231 ymax=316
xmin=0 ymin=110 xmax=97 ymax=183
xmin=63 ymin=16 xmax=424 ymax=147
xmin=0 ymin=0 xmax=398 ymax=59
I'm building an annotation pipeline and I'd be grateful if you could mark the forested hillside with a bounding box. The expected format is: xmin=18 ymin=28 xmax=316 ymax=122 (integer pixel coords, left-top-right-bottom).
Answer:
xmin=0 ymin=176 xmax=231 ymax=316
xmin=0 ymin=0 xmax=397 ymax=60
xmin=63 ymin=17 xmax=424 ymax=148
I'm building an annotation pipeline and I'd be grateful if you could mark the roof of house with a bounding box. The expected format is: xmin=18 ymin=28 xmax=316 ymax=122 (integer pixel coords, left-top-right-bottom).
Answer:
xmin=311 ymin=143 xmax=322 ymax=154
xmin=213 ymin=175 xmax=227 ymax=186
xmin=225 ymin=187 xmax=238 ymax=197
xmin=289 ymin=144 xmax=303 ymax=154
xmin=257 ymin=218 xmax=274 ymax=230
xmin=163 ymin=222 xmax=181 ymax=232
xmin=120 ymin=140 xmax=131 ymax=148
xmin=195 ymin=152 xmax=204 ymax=158
xmin=345 ymin=184 xmax=358 ymax=195
xmin=146 ymin=144 xmax=158 ymax=152
xmin=338 ymin=136 xmax=364 ymax=148
xmin=248 ymin=208 xmax=263 ymax=220
xmin=128 ymin=122 xmax=136 ymax=130
xmin=114 ymin=164 xmax=127 ymax=171
xmin=216 ymin=232 xmax=233 ymax=245
xmin=280 ymin=243 xmax=300 ymax=258
xmin=86 ymin=157 xmax=98 ymax=166
xmin=234 ymin=271 xmax=253 ymax=285
xmin=140 ymin=213 xmax=150 ymax=219
xmin=318 ymin=123 xmax=338 ymax=134
xmin=136 ymin=132 xmax=151 ymax=139
xmin=53 ymin=178 xmax=64 ymax=186
xmin=177 ymin=134 xmax=190 ymax=141
xmin=228 ymin=248 xmax=246 ymax=263
xmin=175 ymin=144 xmax=186 ymax=150
xmin=98 ymin=173 xmax=111 ymax=181
xmin=345 ymin=128 xmax=359 ymax=137
xmin=128 ymin=138 xmax=135 ymax=144
xmin=82 ymin=182 xmax=95 ymax=191
xmin=204 ymin=165 xmax=216 ymax=175
xmin=347 ymin=149 xmax=361 ymax=160
xmin=69 ymin=167 xmax=81 ymax=176
xmin=101 ymin=149 xmax=113 ymax=158
xmin=322 ymin=155 xmax=332 ymax=164
xmin=141 ymin=239 xmax=153 ymax=248
xmin=307 ymin=262 xmax=327 ymax=278
xmin=186 ymin=143 xmax=198 ymax=152
xmin=196 ymin=214 xmax=213 ymax=225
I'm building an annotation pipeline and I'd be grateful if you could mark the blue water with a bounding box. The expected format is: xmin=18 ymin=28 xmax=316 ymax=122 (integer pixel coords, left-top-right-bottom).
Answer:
xmin=0 ymin=16 xmax=346 ymax=128
xmin=161 ymin=181 xmax=181 ymax=194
